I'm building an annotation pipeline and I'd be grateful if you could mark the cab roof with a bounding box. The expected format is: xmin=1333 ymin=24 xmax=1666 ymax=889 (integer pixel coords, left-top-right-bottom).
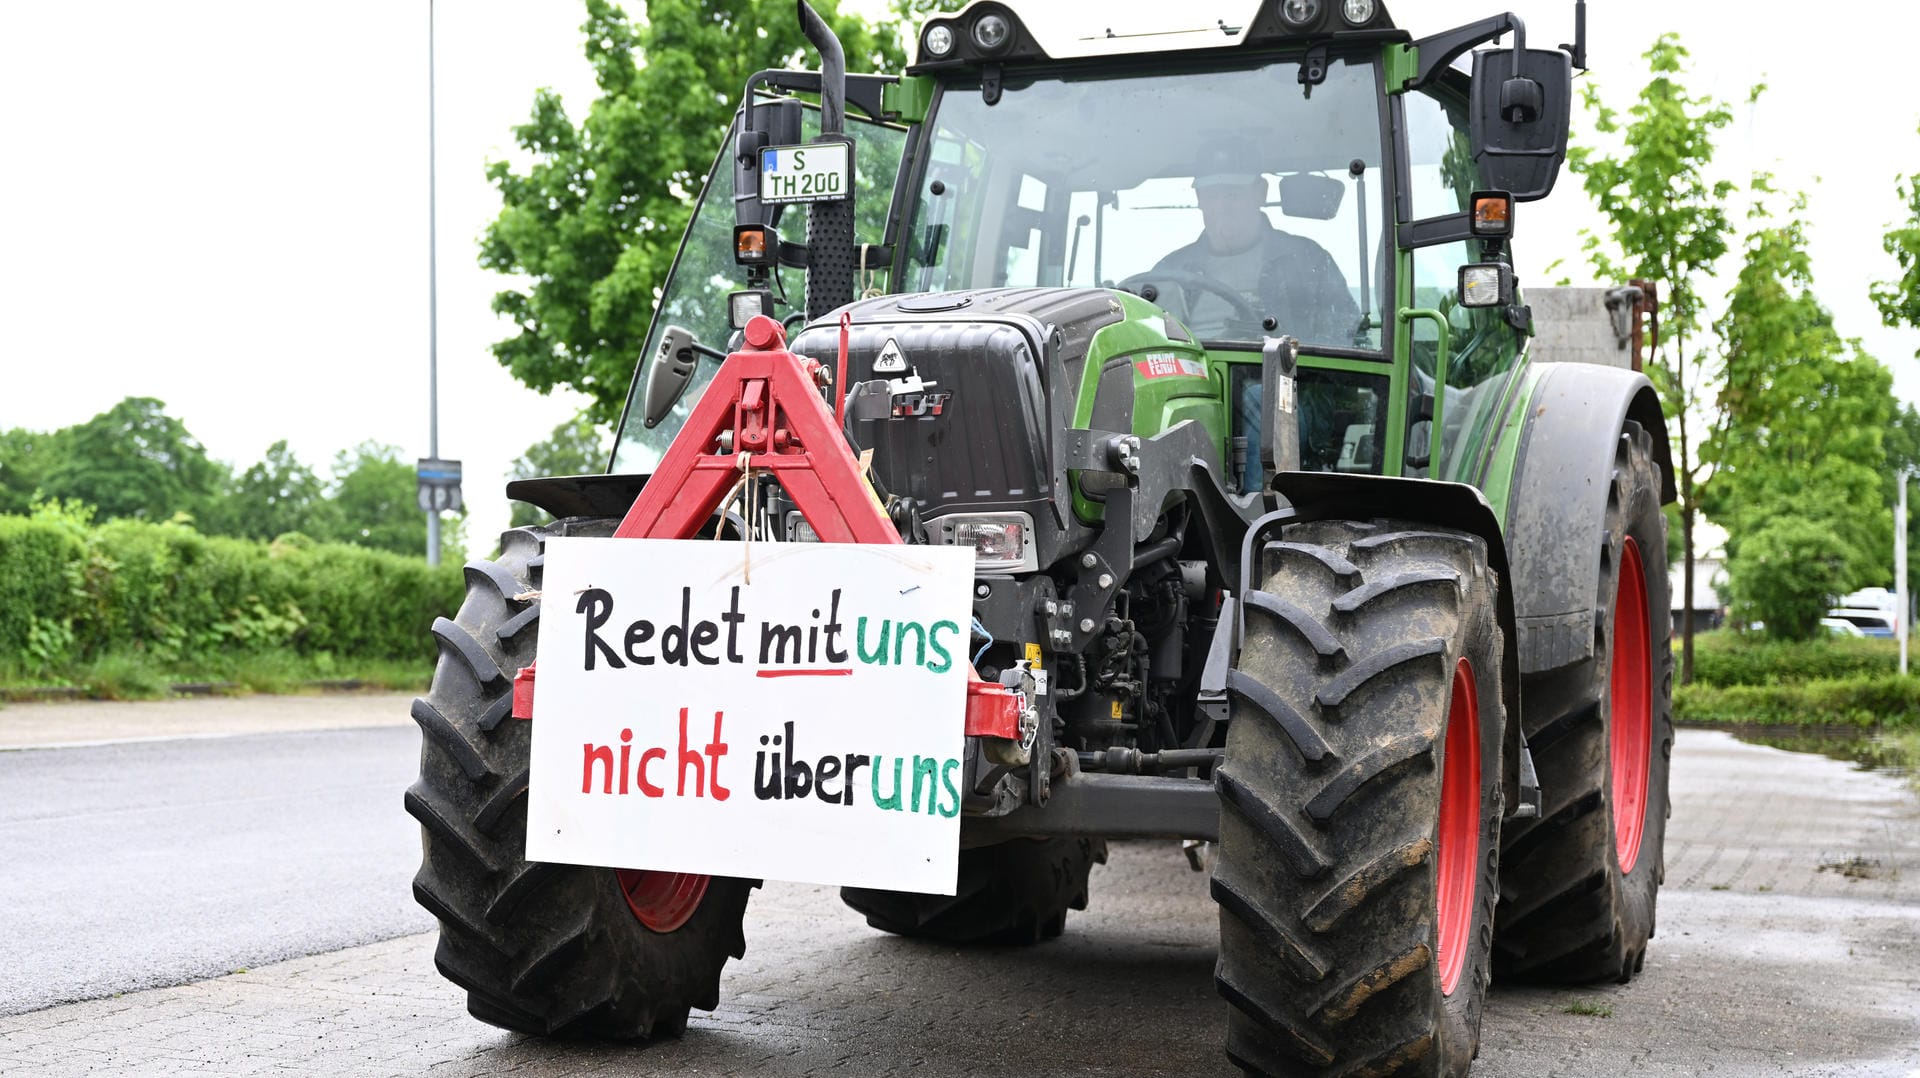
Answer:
xmin=909 ymin=0 xmax=1402 ymax=72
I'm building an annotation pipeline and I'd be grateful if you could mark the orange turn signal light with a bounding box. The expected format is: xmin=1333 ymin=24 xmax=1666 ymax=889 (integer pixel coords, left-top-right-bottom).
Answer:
xmin=734 ymin=224 xmax=774 ymax=265
xmin=1470 ymin=191 xmax=1513 ymax=237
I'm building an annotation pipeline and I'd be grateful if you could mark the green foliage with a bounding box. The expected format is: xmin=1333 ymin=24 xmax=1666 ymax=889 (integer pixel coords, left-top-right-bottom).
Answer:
xmin=0 ymin=504 xmax=89 ymax=672
xmin=0 ymin=513 xmax=463 ymax=685
xmin=325 ymin=440 xmax=464 ymax=560
xmin=1724 ymin=518 xmax=1854 ymax=641
xmin=1675 ymin=675 xmax=1920 ymax=730
xmin=480 ymin=0 xmax=912 ymax=422
xmin=1691 ymin=630 xmax=1896 ymax=687
xmin=0 ymin=426 xmax=66 ymax=516
xmin=37 ymin=397 xmax=229 ymax=525
xmin=1567 ymin=35 xmax=1738 ymax=676
xmin=1706 ymin=191 xmax=1896 ymax=638
xmin=1678 ymin=632 xmax=1914 ymax=732
xmin=508 ymin=411 xmax=609 ymax=528
xmin=1871 ymin=133 xmax=1920 ymax=356
xmin=226 ymin=440 xmax=341 ymax=542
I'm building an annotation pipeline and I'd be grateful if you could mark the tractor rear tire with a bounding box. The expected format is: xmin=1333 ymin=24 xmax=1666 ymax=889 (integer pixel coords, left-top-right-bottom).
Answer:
xmin=1494 ymin=421 xmax=1673 ymax=984
xmin=407 ymin=520 xmax=756 ymax=1038
xmin=840 ymin=837 xmax=1106 ymax=944
xmin=1214 ymin=520 xmax=1505 ymax=1077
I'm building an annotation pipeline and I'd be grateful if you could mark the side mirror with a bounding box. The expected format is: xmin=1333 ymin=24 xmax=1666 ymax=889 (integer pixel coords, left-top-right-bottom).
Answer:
xmin=1469 ymin=46 xmax=1572 ymax=201
xmin=642 ymin=326 xmax=699 ymax=429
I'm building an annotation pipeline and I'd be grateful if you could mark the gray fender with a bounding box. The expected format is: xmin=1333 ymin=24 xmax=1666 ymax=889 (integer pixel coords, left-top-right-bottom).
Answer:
xmin=1267 ymin=472 xmax=1526 ymax=821
xmin=1503 ymin=362 xmax=1674 ymax=675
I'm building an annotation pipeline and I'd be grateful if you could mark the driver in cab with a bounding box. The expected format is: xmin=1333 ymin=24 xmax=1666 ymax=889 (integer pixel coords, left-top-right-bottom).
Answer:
xmin=1151 ymin=142 xmax=1357 ymax=347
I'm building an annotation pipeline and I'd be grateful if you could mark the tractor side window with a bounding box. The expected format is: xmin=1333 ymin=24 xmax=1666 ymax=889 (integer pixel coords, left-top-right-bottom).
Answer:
xmin=612 ymin=107 xmax=908 ymax=474
xmin=1228 ymin=364 xmax=1388 ymax=488
xmin=1402 ymin=85 xmax=1524 ymax=481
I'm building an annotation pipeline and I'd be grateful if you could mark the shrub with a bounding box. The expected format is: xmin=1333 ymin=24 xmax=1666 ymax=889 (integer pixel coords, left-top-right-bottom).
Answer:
xmin=1674 ymin=675 xmax=1920 ymax=729
xmin=1690 ymin=631 xmax=1897 ymax=687
xmin=0 ymin=512 xmax=462 ymax=678
xmin=0 ymin=510 xmax=87 ymax=671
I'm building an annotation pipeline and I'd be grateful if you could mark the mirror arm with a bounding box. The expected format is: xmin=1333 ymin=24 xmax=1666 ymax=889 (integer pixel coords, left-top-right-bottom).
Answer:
xmin=1561 ymin=0 xmax=1587 ymax=71
xmin=1407 ymin=13 xmax=1524 ymax=92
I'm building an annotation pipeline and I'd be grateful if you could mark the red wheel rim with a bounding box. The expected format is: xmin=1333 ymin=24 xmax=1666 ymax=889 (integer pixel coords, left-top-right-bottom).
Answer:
xmin=1610 ymin=536 xmax=1653 ymax=874
xmin=615 ymin=869 xmax=710 ymax=933
xmin=1435 ymin=657 xmax=1481 ymax=997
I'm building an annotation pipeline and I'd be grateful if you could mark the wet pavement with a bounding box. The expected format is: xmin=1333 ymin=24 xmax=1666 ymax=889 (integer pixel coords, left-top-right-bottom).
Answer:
xmin=0 ymin=695 xmax=1915 ymax=1076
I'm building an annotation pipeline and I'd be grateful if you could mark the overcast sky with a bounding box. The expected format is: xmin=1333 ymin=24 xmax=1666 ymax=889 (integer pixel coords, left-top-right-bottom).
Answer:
xmin=1 ymin=1 xmax=1916 ymax=557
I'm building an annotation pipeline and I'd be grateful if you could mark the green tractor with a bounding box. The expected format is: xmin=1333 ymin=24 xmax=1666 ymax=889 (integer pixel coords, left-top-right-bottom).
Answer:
xmin=408 ymin=1 xmax=1674 ymax=1073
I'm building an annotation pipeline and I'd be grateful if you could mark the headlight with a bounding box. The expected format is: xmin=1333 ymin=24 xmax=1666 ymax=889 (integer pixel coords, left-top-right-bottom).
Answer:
xmin=923 ymin=23 xmax=954 ymax=58
xmin=971 ymin=12 xmax=1011 ymax=52
xmin=933 ymin=512 xmax=1036 ymax=572
xmin=1458 ymin=264 xmax=1513 ymax=308
xmin=728 ymin=289 xmax=772 ymax=329
xmin=1277 ymin=0 xmax=1322 ymax=30
xmin=1339 ymin=0 xmax=1377 ymax=26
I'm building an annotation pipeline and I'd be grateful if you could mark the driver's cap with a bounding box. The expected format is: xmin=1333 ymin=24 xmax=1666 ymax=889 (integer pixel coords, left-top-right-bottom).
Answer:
xmin=1192 ymin=139 xmax=1262 ymax=189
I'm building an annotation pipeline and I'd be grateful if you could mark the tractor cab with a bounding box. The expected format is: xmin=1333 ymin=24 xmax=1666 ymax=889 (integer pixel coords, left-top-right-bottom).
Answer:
xmin=613 ymin=0 xmax=1576 ymax=499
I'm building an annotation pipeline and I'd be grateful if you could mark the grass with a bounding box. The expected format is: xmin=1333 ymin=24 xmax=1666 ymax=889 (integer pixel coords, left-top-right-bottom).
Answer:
xmin=0 ymin=649 xmax=431 ymax=702
xmin=1561 ymin=999 xmax=1613 ymax=1018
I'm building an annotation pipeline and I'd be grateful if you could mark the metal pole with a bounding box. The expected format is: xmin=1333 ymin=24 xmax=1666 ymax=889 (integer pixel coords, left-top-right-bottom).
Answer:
xmin=1899 ymin=469 xmax=1909 ymax=675
xmin=425 ymin=0 xmax=441 ymax=567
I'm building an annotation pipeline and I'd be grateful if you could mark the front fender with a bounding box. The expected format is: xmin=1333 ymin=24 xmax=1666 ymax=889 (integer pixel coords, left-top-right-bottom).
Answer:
xmin=1500 ymin=362 xmax=1673 ymax=675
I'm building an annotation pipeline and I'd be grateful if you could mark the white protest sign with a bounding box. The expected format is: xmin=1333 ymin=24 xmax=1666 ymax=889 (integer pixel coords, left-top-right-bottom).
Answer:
xmin=526 ymin=538 xmax=975 ymax=894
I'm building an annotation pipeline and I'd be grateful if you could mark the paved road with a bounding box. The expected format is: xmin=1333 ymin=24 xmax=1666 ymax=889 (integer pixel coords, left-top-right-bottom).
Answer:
xmin=0 ymin=710 xmax=429 ymax=1015
xmin=1 ymin=695 xmax=1917 ymax=1076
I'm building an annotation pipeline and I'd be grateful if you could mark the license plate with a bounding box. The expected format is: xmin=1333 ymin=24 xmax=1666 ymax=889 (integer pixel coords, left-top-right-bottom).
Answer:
xmin=760 ymin=142 xmax=850 ymax=205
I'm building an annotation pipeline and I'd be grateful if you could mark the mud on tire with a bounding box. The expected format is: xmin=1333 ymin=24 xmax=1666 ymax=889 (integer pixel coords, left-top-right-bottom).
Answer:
xmin=407 ymin=520 xmax=756 ymax=1038
xmin=1214 ymin=520 xmax=1505 ymax=1077
xmin=1495 ymin=421 xmax=1674 ymax=984
xmin=841 ymin=837 xmax=1106 ymax=945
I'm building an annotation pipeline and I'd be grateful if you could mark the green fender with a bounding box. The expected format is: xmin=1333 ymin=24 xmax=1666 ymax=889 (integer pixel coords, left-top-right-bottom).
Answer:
xmin=1494 ymin=362 xmax=1674 ymax=676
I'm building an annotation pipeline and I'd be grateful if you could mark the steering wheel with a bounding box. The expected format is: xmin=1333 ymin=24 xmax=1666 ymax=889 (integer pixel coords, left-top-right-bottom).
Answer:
xmin=1117 ymin=269 xmax=1268 ymax=334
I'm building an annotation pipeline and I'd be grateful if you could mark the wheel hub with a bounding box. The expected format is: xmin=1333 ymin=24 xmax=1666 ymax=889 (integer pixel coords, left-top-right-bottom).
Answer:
xmin=1435 ymin=657 xmax=1481 ymax=997
xmin=1610 ymin=536 xmax=1653 ymax=873
xmin=616 ymin=869 xmax=710 ymax=933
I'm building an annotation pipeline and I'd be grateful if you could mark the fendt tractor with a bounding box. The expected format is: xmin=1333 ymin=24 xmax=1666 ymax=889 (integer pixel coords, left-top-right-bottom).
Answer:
xmin=408 ymin=1 xmax=1675 ymax=1073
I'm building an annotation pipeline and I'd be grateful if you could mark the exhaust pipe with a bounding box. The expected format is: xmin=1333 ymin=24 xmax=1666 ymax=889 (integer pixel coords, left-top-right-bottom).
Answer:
xmin=797 ymin=0 xmax=856 ymax=319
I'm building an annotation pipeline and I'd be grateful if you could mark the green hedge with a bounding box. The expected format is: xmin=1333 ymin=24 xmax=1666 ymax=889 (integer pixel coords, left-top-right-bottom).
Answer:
xmin=1674 ymin=675 xmax=1920 ymax=729
xmin=1690 ymin=631 xmax=1897 ymax=687
xmin=0 ymin=511 xmax=463 ymax=676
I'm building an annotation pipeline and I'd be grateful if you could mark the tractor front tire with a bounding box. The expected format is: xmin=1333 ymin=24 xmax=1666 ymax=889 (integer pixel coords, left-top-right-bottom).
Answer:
xmin=840 ymin=837 xmax=1106 ymax=945
xmin=1214 ymin=520 xmax=1505 ymax=1077
xmin=407 ymin=521 xmax=755 ymax=1038
xmin=1495 ymin=421 xmax=1674 ymax=984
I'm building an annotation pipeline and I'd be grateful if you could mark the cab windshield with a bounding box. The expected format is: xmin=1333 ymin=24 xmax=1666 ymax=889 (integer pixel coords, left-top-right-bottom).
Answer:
xmin=904 ymin=57 xmax=1387 ymax=352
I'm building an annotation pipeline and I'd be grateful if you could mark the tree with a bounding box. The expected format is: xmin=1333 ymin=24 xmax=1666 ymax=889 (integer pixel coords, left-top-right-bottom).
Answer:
xmin=1725 ymin=518 xmax=1853 ymax=641
xmin=1707 ymin=193 xmax=1895 ymax=639
xmin=0 ymin=426 xmax=66 ymax=516
xmin=1871 ymin=127 xmax=1920 ymax=357
xmin=480 ymin=0 xmax=911 ymax=423
xmin=37 ymin=397 xmax=228 ymax=525
xmin=507 ymin=411 xmax=608 ymax=528
xmin=225 ymin=440 xmax=340 ymax=542
xmin=1567 ymin=35 xmax=1738 ymax=681
xmin=326 ymin=441 xmax=463 ymax=561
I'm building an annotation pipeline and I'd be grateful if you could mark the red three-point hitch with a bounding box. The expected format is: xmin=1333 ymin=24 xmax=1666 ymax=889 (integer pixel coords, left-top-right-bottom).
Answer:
xmin=509 ymin=314 xmax=1022 ymax=738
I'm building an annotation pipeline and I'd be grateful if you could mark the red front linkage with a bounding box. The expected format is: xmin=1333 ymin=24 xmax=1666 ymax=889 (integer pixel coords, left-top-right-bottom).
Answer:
xmin=510 ymin=314 xmax=1021 ymax=738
